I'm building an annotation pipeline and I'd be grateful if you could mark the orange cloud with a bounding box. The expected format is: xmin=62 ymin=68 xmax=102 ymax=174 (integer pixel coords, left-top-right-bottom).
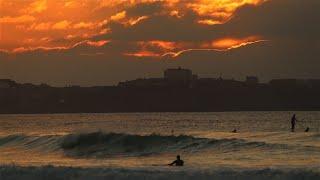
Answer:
xmin=31 ymin=22 xmax=52 ymax=30
xmin=110 ymin=10 xmax=148 ymax=26
xmin=197 ymin=19 xmax=223 ymax=25
xmin=187 ymin=0 xmax=265 ymax=21
xmin=210 ymin=36 xmax=263 ymax=49
xmin=64 ymin=1 xmax=79 ymax=8
xmin=23 ymin=0 xmax=48 ymax=14
xmin=127 ymin=16 xmax=149 ymax=26
xmin=73 ymin=22 xmax=95 ymax=29
xmin=162 ymin=37 xmax=268 ymax=58
xmin=11 ymin=46 xmax=69 ymax=53
xmin=8 ymin=39 xmax=110 ymax=54
xmin=65 ymin=34 xmax=76 ymax=40
xmin=126 ymin=36 xmax=268 ymax=58
xmin=86 ymin=40 xmax=110 ymax=47
xmin=170 ymin=10 xmax=182 ymax=18
xmin=162 ymin=48 xmax=224 ymax=58
xmin=52 ymin=20 xmax=71 ymax=30
xmin=124 ymin=40 xmax=182 ymax=57
xmin=0 ymin=0 xmax=268 ymax=52
xmin=138 ymin=41 xmax=178 ymax=50
xmin=124 ymin=51 xmax=161 ymax=57
xmin=110 ymin=11 xmax=127 ymax=21
xmin=0 ymin=15 xmax=35 ymax=23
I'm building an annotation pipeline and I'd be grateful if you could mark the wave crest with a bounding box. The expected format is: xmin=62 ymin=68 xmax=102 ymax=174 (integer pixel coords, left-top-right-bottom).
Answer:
xmin=1 ymin=132 xmax=319 ymax=158
xmin=61 ymin=132 xmax=202 ymax=157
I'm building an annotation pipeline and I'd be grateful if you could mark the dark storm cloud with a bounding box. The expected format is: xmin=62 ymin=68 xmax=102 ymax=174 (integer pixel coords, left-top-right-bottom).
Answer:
xmin=222 ymin=0 xmax=320 ymax=40
xmin=165 ymin=0 xmax=320 ymax=80
xmin=105 ymin=0 xmax=320 ymax=42
xmin=125 ymin=1 xmax=165 ymax=16
xmin=105 ymin=11 xmax=211 ymax=41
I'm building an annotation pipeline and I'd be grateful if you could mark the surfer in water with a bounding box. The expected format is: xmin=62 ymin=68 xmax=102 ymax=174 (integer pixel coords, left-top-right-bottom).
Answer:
xmin=305 ymin=127 xmax=310 ymax=132
xmin=168 ymin=155 xmax=184 ymax=166
xmin=291 ymin=114 xmax=297 ymax=132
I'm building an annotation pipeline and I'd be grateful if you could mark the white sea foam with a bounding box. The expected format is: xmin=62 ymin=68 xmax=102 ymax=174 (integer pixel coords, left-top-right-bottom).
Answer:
xmin=0 ymin=166 xmax=319 ymax=180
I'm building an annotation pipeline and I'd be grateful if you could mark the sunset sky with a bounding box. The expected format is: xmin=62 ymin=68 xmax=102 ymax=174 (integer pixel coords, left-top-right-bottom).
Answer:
xmin=0 ymin=0 xmax=319 ymax=86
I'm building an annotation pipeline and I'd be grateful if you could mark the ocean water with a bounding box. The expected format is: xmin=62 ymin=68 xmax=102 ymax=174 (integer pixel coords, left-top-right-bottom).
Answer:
xmin=0 ymin=111 xmax=320 ymax=179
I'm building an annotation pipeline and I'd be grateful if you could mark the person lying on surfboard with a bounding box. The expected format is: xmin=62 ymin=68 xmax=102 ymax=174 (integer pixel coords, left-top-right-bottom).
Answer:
xmin=168 ymin=155 xmax=184 ymax=166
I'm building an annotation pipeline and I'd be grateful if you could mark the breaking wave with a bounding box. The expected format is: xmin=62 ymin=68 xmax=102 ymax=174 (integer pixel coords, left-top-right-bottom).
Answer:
xmin=0 ymin=132 xmax=319 ymax=158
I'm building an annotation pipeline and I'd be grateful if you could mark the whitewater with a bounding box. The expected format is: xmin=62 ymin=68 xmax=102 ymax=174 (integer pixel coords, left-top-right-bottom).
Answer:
xmin=0 ymin=111 xmax=320 ymax=179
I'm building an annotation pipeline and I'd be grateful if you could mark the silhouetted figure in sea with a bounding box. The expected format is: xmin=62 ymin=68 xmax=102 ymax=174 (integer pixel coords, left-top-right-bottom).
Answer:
xmin=232 ymin=129 xmax=237 ymax=133
xmin=168 ymin=155 xmax=184 ymax=166
xmin=305 ymin=127 xmax=310 ymax=132
xmin=291 ymin=114 xmax=297 ymax=132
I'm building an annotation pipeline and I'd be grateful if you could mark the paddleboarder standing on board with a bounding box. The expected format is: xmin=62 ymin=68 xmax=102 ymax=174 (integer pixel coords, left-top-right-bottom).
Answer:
xmin=291 ymin=114 xmax=297 ymax=132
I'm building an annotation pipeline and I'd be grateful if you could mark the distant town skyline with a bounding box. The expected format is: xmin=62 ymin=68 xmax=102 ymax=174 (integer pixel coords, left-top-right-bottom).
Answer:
xmin=1 ymin=0 xmax=319 ymax=86
xmin=2 ymin=67 xmax=320 ymax=89
xmin=2 ymin=67 xmax=320 ymax=114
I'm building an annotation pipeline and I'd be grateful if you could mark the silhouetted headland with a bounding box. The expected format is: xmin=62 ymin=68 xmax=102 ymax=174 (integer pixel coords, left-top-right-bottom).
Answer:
xmin=1 ymin=68 xmax=320 ymax=114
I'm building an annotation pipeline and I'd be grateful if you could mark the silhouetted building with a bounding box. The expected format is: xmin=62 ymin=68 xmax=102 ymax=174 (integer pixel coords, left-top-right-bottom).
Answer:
xmin=195 ymin=78 xmax=220 ymax=88
xmin=270 ymin=79 xmax=297 ymax=89
xmin=2 ymin=73 xmax=320 ymax=114
xmin=39 ymin=83 xmax=51 ymax=88
xmin=164 ymin=67 xmax=198 ymax=88
xmin=118 ymin=78 xmax=167 ymax=88
xmin=118 ymin=68 xmax=198 ymax=88
xmin=195 ymin=77 xmax=243 ymax=89
xmin=164 ymin=67 xmax=196 ymax=82
xmin=118 ymin=69 xmax=320 ymax=91
xmin=269 ymin=79 xmax=320 ymax=89
xmin=246 ymin=76 xmax=259 ymax=86
xmin=20 ymin=83 xmax=37 ymax=88
xmin=306 ymin=79 xmax=320 ymax=89
xmin=0 ymin=79 xmax=18 ymax=88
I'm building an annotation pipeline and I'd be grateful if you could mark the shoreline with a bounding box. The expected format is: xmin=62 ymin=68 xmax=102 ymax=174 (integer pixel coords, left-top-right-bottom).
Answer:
xmin=1 ymin=109 xmax=320 ymax=115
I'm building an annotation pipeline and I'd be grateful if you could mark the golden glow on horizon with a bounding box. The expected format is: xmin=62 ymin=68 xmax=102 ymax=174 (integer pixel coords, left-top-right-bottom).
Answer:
xmin=198 ymin=19 xmax=224 ymax=25
xmin=124 ymin=51 xmax=161 ymax=57
xmin=210 ymin=36 xmax=262 ymax=49
xmin=125 ymin=37 xmax=268 ymax=58
xmin=161 ymin=40 xmax=268 ymax=58
xmin=1 ymin=40 xmax=111 ymax=54
xmin=187 ymin=0 xmax=265 ymax=19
